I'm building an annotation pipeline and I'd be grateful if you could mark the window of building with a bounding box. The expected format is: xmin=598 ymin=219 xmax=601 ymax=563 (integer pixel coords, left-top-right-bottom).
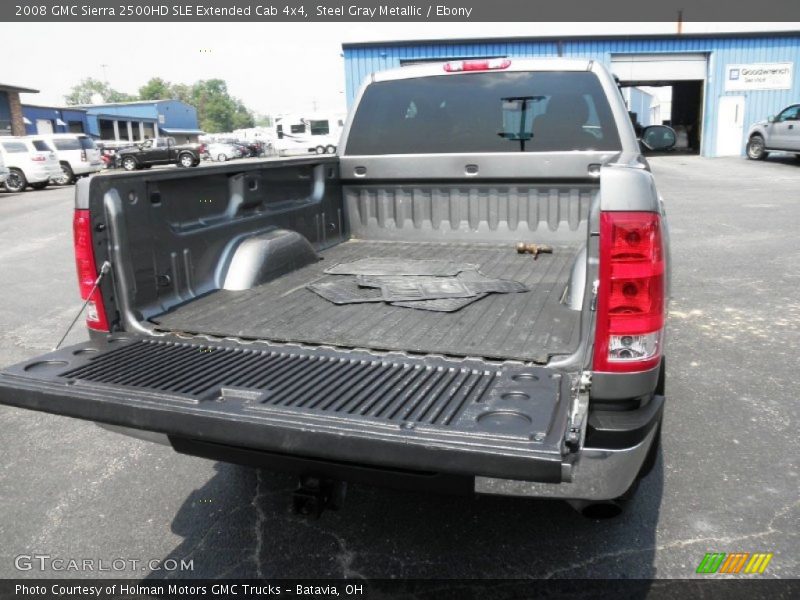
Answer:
xmin=67 ymin=120 xmax=84 ymax=133
xmin=99 ymin=119 xmax=115 ymax=140
xmin=143 ymin=122 xmax=156 ymax=139
xmin=118 ymin=121 xmax=131 ymax=141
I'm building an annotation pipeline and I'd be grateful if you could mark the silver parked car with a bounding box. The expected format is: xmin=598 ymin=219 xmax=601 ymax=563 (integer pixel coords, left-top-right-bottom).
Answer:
xmin=746 ymin=103 xmax=800 ymax=160
xmin=206 ymin=143 xmax=243 ymax=162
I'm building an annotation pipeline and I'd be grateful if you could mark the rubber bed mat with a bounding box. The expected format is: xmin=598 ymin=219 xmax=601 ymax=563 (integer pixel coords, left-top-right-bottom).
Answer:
xmin=390 ymin=294 xmax=488 ymax=312
xmin=357 ymin=271 xmax=529 ymax=294
xmin=325 ymin=257 xmax=478 ymax=276
xmin=307 ymin=278 xmax=385 ymax=304
xmin=152 ymin=240 xmax=582 ymax=363
xmin=310 ymin=274 xmax=476 ymax=303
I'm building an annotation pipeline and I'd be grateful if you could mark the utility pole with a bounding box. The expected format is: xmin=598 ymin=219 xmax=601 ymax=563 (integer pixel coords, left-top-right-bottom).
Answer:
xmin=100 ymin=64 xmax=109 ymax=82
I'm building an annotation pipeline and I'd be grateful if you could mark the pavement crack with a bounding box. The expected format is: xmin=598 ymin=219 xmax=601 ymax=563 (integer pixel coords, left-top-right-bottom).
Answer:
xmin=292 ymin=518 xmax=366 ymax=579
xmin=251 ymin=469 xmax=267 ymax=579
xmin=542 ymin=500 xmax=799 ymax=579
xmin=171 ymin=505 xmax=248 ymax=574
xmin=331 ymin=529 xmax=366 ymax=580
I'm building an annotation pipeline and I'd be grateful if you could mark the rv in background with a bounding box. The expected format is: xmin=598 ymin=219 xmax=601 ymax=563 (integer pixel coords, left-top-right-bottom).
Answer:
xmin=272 ymin=113 xmax=346 ymax=156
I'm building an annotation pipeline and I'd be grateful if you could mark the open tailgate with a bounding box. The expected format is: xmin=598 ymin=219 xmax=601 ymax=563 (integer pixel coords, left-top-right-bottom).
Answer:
xmin=0 ymin=335 xmax=576 ymax=482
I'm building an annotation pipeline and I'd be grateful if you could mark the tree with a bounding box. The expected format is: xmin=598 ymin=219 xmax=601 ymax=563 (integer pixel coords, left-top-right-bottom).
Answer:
xmin=66 ymin=76 xmax=256 ymax=133
xmin=138 ymin=77 xmax=172 ymax=100
xmin=188 ymin=79 xmax=254 ymax=132
xmin=170 ymin=83 xmax=193 ymax=105
xmin=64 ymin=78 xmax=136 ymax=105
xmin=254 ymin=113 xmax=273 ymax=128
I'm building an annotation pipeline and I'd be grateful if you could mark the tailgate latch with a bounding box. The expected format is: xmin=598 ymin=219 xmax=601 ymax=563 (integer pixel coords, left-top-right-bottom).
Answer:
xmin=565 ymin=371 xmax=591 ymax=451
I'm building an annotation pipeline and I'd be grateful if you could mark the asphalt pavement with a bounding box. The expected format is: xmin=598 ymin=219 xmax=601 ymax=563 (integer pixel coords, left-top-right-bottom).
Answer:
xmin=0 ymin=155 xmax=797 ymax=580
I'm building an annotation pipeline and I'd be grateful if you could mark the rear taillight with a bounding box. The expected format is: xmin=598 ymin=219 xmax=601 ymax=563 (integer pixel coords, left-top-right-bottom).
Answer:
xmin=73 ymin=209 xmax=109 ymax=331
xmin=31 ymin=154 xmax=46 ymax=162
xmin=593 ymin=211 xmax=665 ymax=373
xmin=444 ymin=58 xmax=512 ymax=72
xmin=81 ymin=150 xmax=87 ymax=161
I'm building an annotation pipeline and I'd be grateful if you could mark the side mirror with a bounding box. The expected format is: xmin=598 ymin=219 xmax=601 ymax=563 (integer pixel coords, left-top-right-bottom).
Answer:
xmin=640 ymin=125 xmax=677 ymax=153
xmin=767 ymin=115 xmax=776 ymax=123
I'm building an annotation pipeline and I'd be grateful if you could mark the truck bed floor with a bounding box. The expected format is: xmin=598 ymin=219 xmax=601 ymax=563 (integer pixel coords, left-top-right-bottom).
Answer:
xmin=151 ymin=240 xmax=581 ymax=363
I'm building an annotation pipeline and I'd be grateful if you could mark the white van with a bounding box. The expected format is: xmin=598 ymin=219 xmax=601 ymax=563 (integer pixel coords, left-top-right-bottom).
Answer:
xmin=41 ymin=134 xmax=103 ymax=185
xmin=0 ymin=137 xmax=62 ymax=192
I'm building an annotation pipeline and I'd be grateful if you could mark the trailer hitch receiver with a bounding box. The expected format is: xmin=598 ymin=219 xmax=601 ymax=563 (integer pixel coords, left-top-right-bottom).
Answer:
xmin=292 ymin=476 xmax=348 ymax=518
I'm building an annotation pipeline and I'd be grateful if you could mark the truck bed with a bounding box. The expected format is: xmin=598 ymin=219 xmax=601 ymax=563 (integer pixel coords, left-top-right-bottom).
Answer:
xmin=151 ymin=239 xmax=581 ymax=363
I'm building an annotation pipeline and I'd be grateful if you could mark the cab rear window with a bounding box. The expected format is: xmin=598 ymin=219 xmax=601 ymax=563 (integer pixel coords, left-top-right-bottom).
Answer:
xmin=346 ymin=71 xmax=621 ymax=155
xmin=79 ymin=137 xmax=97 ymax=150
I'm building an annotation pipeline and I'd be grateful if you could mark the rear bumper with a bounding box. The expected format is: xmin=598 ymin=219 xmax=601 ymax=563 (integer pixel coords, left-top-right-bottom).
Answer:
xmin=477 ymin=395 xmax=663 ymax=501
xmin=105 ymin=394 xmax=664 ymax=502
xmin=72 ymin=163 xmax=103 ymax=176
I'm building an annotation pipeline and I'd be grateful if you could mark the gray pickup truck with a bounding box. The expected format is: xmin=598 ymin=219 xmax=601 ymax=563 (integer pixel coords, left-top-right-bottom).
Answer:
xmin=0 ymin=59 xmax=673 ymax=517
xmin=746 ymin=103 xmax=800 ymax=160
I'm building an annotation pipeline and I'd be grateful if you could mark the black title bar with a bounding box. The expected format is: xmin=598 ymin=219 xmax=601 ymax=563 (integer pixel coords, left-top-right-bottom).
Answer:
xmin=3 ymin=0 xmax=800 ymax=22
xmin=2 ymin=579 xmax=799 ymax=600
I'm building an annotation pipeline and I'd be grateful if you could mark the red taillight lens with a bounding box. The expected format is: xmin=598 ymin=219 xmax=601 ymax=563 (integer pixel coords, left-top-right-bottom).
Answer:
xmin=73 ymin=210 xmax=109 ymax=331
xmin=31 ymin=154 xmax=46 ymax=162
xmin=444 ymin=58 xmax=512 ymax=72
xmin=593 ymin=211 xmax=665 ymax=373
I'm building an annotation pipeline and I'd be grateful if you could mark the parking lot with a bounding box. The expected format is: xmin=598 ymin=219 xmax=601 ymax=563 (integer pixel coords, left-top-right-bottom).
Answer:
xmin=0 ymin=155 xmax=797 ymax=580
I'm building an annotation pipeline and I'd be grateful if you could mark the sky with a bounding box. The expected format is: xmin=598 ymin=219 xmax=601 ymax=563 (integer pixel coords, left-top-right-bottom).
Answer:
xmin=2 ymin=22 xmax=797 ymax=116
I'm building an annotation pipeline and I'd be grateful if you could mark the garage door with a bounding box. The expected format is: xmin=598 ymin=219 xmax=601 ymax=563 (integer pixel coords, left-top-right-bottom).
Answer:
xmin=35 ymin=119 xmax=54 ymax=135
xmin=611 ymin=53 xmax=708 ymax=82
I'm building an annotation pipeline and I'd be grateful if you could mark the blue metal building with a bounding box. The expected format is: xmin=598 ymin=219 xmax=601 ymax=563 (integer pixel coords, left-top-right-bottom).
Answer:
xmin=22 ymin=105 xmax=90 ymax=135
xmin=76 ymin=99 xmax=203 ymax=144
xmin=342 ymin=32 xmax=800 ymax=157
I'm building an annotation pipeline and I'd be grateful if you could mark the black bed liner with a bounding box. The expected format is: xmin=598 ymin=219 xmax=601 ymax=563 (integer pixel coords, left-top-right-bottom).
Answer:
xmin=0 ymin=335 xmax=574 ymax=482
xmin=152 ymin=240 xmax=581 ymax=363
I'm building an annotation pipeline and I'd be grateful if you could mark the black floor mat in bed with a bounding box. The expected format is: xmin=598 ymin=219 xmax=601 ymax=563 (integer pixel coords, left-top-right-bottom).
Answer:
xmin=151 ymin=240 xmax=582 ymax=363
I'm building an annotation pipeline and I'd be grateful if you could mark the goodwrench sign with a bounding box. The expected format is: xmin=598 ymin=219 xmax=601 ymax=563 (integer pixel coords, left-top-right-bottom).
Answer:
xmin=725 ymin=62 xmax=794 ymax=91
